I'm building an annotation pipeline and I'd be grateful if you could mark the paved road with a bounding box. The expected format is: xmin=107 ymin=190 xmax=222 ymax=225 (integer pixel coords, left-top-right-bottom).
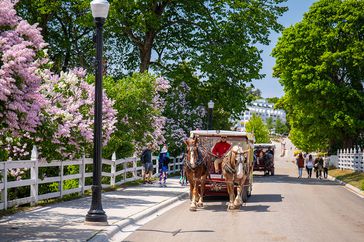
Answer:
xmin=124 ymin=148 xmax=364 ymax=242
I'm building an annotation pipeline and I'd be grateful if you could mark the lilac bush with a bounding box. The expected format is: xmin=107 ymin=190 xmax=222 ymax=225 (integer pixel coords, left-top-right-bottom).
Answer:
xmin=37 ymin=69 xmax=117 ymax=160
xmin=0 ymin=0 xmax=46 ymax=147
xmin=163 ymin=81 xmax=206 ymax=153
xmin=0 ymin=1 xmax=117 ymax=161
xmin=149 ymin=77 xmax=171 ymax=148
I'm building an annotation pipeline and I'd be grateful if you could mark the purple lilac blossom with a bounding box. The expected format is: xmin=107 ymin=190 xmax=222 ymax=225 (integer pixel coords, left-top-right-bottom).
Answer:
xmin=0 ymin=0 xmax=46 ymax=138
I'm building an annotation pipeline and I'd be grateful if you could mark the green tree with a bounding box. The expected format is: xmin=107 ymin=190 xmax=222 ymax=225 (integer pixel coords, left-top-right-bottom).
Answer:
xmin=248 ymin=88 xmax=262 ymax=100
xmin=266 ymin=97 xmax=280 ymax=105
xmin=245 ymin=115 xmax=270 ymax=143
xmin=272 ymin=0 xmax=364 ymax=152
xmin=274 ymin=118 xmax=289 ymax=135
xmin=266 ymin=117 xmax=274 ymax=133
xmin=102 ymin=73 xmax=164 ymax=158
xmin=16 ymin=0 xmax=94 ymax=72
xmin=106 ymin=0 xmax=287 ymax=116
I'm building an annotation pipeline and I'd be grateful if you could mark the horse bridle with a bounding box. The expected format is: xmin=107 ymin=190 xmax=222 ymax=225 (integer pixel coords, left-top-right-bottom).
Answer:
xmin=223 ymin=148 xmax=248 ymax=175
xmin=185 ymin=144 xmax=204 ymax=170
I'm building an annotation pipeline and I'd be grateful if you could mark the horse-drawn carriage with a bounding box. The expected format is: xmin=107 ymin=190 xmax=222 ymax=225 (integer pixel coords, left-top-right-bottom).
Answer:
xmin=253 ymin=143 xmax=275 ymax=175
xmin=184 ymin=130 xmax=254 ymax=211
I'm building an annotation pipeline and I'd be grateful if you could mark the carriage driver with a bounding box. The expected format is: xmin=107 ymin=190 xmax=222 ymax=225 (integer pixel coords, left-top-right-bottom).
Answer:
xmin=212 ymin=135 xmax=231 ymax=174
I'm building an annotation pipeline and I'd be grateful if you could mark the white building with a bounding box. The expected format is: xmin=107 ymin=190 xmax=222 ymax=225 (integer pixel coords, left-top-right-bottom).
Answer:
xmin=236 ymin=99 xmax=286 ymax=131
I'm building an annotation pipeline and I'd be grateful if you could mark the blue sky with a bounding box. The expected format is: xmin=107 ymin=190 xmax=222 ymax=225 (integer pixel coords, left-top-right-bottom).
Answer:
xmin=252 ymin=0 xmax=317 ymax=98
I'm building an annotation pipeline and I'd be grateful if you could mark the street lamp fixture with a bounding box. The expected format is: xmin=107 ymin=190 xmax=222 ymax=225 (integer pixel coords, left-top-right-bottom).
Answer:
xmin=85 ymin=0 xmax=110 ymax=225
xmin=208 ymin=100 xmax=214 ymax=130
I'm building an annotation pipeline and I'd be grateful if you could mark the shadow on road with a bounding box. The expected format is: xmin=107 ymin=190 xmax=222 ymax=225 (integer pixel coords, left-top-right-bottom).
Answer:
xmin=253 ymin=174 xmax=340 ymax=186
xmin=248 ymin=194 xmax=283 ymax=203
xmin=132 ymin=228 xmax=214 ymax=236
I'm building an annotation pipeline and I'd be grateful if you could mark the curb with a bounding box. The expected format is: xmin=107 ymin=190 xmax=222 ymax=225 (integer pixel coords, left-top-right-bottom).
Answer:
xmin=88 ymin=190 xmax=189 ymax=242
xmin=327 ymin=175 xmax=364 ymax=198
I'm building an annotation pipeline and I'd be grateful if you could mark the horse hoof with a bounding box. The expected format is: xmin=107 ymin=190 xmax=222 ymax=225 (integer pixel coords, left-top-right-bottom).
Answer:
xmin=190 ymin=206 xmax=197 ymax=211
xmin=234 ymin=201 xmax=242 ymax=207
xmin=197 ymin=202 xmax=204 ymax=208
xmin=227 ymin=203 xmax=235 ymax=210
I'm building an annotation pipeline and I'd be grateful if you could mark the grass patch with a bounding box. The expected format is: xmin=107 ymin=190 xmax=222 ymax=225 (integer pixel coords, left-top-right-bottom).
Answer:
xmin=329 ymin=169 xmax=364 ymax=191
xmin=0 ymin=206 xmax=33 ymax=218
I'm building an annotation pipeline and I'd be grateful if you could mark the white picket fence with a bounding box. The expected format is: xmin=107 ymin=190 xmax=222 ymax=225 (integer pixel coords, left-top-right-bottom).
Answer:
xmin=337 ymin=148 xmax=364 ymax=172
xmin=0 ymin=149 xmax=183 ymax=211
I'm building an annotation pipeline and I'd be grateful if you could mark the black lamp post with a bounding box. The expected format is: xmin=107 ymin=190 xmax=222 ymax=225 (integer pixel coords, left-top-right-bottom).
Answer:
xmin=85 ymin=0 xmax=109 ymax=225
xmin=208 ymin=100 xmax=214 ymax=130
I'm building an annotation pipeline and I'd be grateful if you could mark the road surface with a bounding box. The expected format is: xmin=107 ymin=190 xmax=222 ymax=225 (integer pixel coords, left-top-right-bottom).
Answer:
xmin=124 ymin=142 xmax=364 ymax=242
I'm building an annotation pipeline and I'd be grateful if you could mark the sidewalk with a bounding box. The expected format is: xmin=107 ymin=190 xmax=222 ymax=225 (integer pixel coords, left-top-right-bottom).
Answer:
xmin=0 ymin=177 xmax=189 ymax=242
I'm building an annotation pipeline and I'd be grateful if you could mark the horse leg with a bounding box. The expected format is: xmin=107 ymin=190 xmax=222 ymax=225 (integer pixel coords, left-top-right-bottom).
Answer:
xmin=197 ymin=173 xmax=206 ymax=208
xmin=234 ymin=181 xmax=243 ymax=208
xmin=190 ymin=179 xmax=198 ymax=211
xmin=226 ymin=180 xmax=235 ymax=210
xmin=185 ymin=168 xmax=193 ymax=200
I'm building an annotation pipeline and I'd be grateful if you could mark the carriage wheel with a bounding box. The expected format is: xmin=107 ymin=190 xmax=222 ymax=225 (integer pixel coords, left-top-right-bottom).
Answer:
xmin=247 ymin=184 xmax=252 ymax=197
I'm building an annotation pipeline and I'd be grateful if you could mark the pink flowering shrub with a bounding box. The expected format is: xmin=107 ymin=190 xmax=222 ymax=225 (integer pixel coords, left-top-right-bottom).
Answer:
xmin=37 ymin=69 xmax=117 ymax=160
xmin=148 ymin=77 xmax=170 ymax=148
xmin=163 ymin=81 xmax=206 ymax=153
xmin=0 ymin=0 xmax=47 ymax=158
xmin=0 ymin=1 xmax=117 ymax=161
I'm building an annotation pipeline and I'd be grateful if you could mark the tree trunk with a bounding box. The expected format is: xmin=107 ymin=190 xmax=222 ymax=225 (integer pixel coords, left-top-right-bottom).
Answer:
xmin=139 ymin=32 xmax=155 ymax=73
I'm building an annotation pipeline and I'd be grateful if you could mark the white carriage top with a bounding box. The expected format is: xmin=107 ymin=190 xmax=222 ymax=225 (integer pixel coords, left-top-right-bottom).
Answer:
xmin=254 ymin=143 xmax=276 ymax=149
xmin=190 ymin=130 xmax=255 ymax=142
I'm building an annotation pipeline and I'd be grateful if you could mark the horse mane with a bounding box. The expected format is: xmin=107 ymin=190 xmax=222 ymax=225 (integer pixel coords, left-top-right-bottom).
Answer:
xmin=224 ymin=145 xmax=246 ymax=168
xmin=230 ymin=148 xmax=236 ymax=167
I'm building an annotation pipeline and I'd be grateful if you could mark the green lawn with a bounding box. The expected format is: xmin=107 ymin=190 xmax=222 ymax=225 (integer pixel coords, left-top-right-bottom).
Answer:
xmin=329 ymin=169 xmax=364 ymax=191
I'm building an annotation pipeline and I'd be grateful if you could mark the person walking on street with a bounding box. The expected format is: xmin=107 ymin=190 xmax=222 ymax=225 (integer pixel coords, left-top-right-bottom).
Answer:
xmin=323 ymin=155 xmax=329 ymax=179
xmin=141 ymin=144 xmax=154 ymax=184
xmin=306 ymin=154 xmax=314 ymax=178
xmin=280 ymin=140 xmax=286 ymax=157
xmin=158 ymin=144 xmax=170 ymax=187
xmin=296 ymin=153 xmax=305 ymax=178
xmin=314 ymin=155 xmax=324 ymax=179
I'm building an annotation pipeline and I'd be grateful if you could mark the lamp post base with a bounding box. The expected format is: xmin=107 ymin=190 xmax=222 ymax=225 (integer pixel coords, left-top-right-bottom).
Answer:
xmin=85 ymin=211 xmax=108 ymax=226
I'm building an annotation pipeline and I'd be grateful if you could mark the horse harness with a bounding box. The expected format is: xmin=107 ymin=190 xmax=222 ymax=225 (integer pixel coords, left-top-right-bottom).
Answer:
xmin=223 ymin=148 xmax=248 ymax=175
xmin=185 ymin=144 xmax=207 ymax=171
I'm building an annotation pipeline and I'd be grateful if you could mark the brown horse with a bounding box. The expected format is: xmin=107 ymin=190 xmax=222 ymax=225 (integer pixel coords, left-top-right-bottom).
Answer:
xmin=222 ymin=145 xmax=249 ymax=210
xmin=184 ymin=137 xmax=210 ymax=211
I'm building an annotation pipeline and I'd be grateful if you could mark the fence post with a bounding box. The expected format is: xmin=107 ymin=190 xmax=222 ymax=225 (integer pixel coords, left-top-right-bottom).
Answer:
xmin=30 ymin=145 xmax=38 ymax=206
xmin=133 ymin=158 xmax=137 ymax=180
xmin=80 ymin=154 xmax=85 ymax=195
xmin=155 ymin=156 xmax=159 ymax=178
xmin=1 ymin=162 xmax=8 ymax=210
xmin=110 ymin=152 xmax=116 ymax=187
xmin=173 ymin=157 xmax=176 ymax=174
xmin=123 ymin=159 xmax=127 ymax=182
xmin=60 ymin=161 xmax=64 ymax=198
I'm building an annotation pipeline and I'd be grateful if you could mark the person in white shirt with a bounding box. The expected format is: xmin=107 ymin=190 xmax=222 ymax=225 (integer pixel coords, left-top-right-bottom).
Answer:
xmin=306 ymin=154 xmax=314 ymax=178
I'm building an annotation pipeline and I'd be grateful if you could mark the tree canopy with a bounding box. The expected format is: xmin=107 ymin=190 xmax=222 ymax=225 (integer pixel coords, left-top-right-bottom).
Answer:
xmin=102 ymin=73 xmax=169 ymax=158
xmin=104 ymin=0 xmax=287 ymax=116
xmin=272 ymin=0 xmax=364 ymax=152
xmin=16 ymin=0 xmax=94 ymax=72
xmin=245 ymin=114 xmax=270 ymax=143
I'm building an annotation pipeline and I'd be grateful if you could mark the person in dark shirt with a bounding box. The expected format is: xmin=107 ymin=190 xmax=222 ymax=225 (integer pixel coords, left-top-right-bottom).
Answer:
xmin=158 ymin=144 xmax=170 ymax=187
xmin=141 ymin=144 xmax=153 ymax=184
xmin=314 ymin=156 xmax=324 ymax=179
